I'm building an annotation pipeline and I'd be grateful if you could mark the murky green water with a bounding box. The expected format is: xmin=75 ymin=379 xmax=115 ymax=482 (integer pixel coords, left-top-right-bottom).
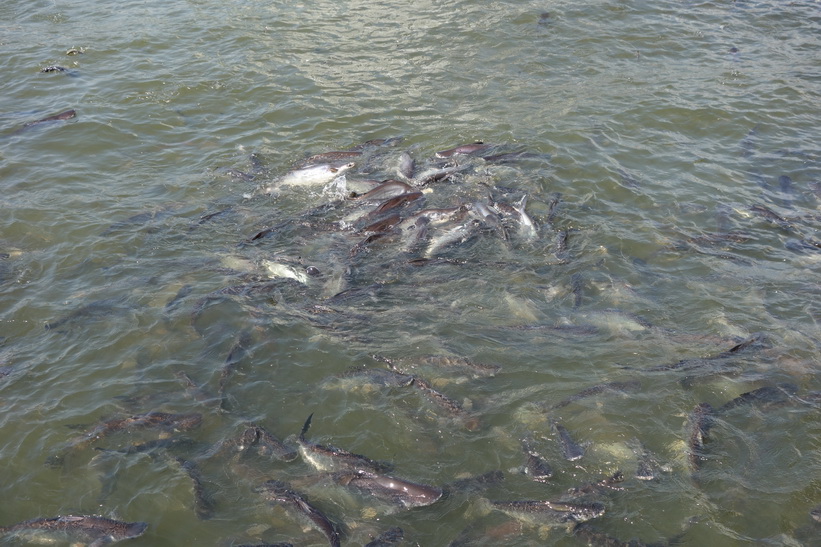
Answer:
xmin=1 ymin=0 xmax=820 ymax=545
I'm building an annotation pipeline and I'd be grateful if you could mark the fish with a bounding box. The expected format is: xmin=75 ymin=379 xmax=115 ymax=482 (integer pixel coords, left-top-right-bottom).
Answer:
xmin=521 ymin=440 xmax=553 ymax=483
xmin=435 ymin=142 xmax=491 ymax=158
xmin=163 ymin=284 xmax=194 ymax=315
xmin=411 ymin=376 xmax=479 ymax=430
xmin=444 ymin=470 xmax=505 ymax=494
xmin=811 ymin=504 xmax=821 ymax=524
xmin=551 ymin=420 xmax=585 ymax=461
xmin=364 ymin=526 xmax=404 ymax=547
xmin=298 ymin=150 xmax=362 ymax=167
xmin=488 ymin=499 xmax=605 ymax=527
xmin=44 ymin=297 xmax=130 ymax=330
xmin=327 ymin=367 xmax=416 ymax=389
xmin=206 ymin=424 xmax=298 ymax=462
xmin=262 ymin=260 xmax=313 ymax=284
xmin=0 ymin=515 xmax=148 ymax=546
xmin=351 ymin=180 xmax=416 ymax=202
xmin=686 ymin=402 xmax=714 ymax=473
xmin=333 ymin=469 xmax=443 ymax=509
xmin=565 ymin=471 xmax=625 ymax=498
xmin=376 ymin=354 xmax=501 ymax=379
xmin=424 ymin=218 xmax=481 ymax=258
xmin=749 ymin=204 xmax=796 ymax=231
xmin=640 ymin=333 xmax=768 ymax=373
xmin=571 ymin=523 xmax=664 ymax=547
xmin=265 ymin=161 xmax=355 ymax=192
xmin=297 ymin=413 xmax=392 ymax=473
xmin=218 ymin=329 xmax=254 ymax=408
xmin=173 ymin=457 xmax=216 ymax=520
xmin=412 ymin=164 xmax=469 ymax=186
xmin=779 ymin=175 xmax=794 ymax=208
xmin=397 ymin=151 xmax=415 ymax=179
xmin=493 ymin=195 xmax=538 ymax=242
xmin=17 ymin=109 xmax=76 ymax=132
xmin=549 ymin=380 xmax=641 ymax=410
xmin=47 ymin=411 xmax=202 ymax=466
xmin=716 ymin=383 xmax=798 ymax=414
xmin=256 ymin=480 xmax=342 ymax=547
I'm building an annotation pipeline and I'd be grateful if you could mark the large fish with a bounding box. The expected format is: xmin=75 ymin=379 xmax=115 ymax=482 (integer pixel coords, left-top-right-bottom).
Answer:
xmin=549 ymin=380 xmax=641 ymax=410
xmin=333 ymin=469 xmax=443 ymax=509
xmin=716 ymin=383 xmax=798 ymax=414
xmin=256 ymin=480 xmax=342 ymax=547
xmin=686 ymin=402 xmax=714 ymax=473
xmin=551 ymin=419 xmax=585 ymax=461
xmin=264 ymin=161 xmax=355 ymax=193
xmin=297 ymin=413 xmax=392 ymax=473
xmin=0 ymin=515 xmax=147 ymax=546
xmin=488 ymin=499 xmax=605 ymax=527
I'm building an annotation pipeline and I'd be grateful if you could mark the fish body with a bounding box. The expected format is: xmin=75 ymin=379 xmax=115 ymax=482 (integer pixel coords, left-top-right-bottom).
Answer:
xmin=489 ymin=499 xmax=605 ymax=526
xmin=0 ymin=515 xmax=147 ymax=546
xmin=687 ymin=402 xmax=714 ymax=472
xmin=266 ymin=162 xmax=354 ymax=192
xmin=550 ymin=380 xmax=641 ymax=410
xmin=334 ymin=469 xmax=443 ymax=509
xmin=435 ymin=142 xmax=490 ymax=158
xmin=298 ymin=414 xmax=391 ymax=473
xmin=256 ymin=480 xmax=341 ymax=547
xmin=262 ymin=260 xmax=311 ymax=284
xmin=551 ymin=420 xmax=585 ymax=461
xmin=397 ymin=151 xmax=415 ymax=179
xmin=364 ymin=526 xmax=404 ymax=547
xmin=717 ymin=383 xmax=798 ymax=413
xmin=18 ymin=109 xmax=76 ymax=131
xmin=424 ymin=219 xmax=480 ymax=258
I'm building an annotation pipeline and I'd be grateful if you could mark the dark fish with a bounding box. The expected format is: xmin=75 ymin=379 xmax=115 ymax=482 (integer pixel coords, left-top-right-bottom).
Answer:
xmin=298 ymin=150 xmax=362 ymax=167
xmin=256 ymin=480 xmax=342 ymax=547
xmin=686 ymin=402 xmax=714 ymax=473
xmin=18 ymin=108 xmax=76 ymax=131
xmin=297 ymin=413 xmax=392 ymax=473
xmin=811 ymin=504 xmax=821 ymax=524
xmin=324 ymin=283 xmax=383 ymax=306
xmin=174 ymin=371 xmax=219 ymax=407
xmin=749 ymin=204 xmax=795 ymax=231
xmin=565 ymin=471 xmax=625 ymax=497
xmin=435 ymin=142 xmax=490 ymax=158
xmin=414 ymin=164 xmax=468 ymax=186
xmin=218 ymin=329 xmax=254 ymax=409
xmin=0 ymin=515 xmax=147 ymax=546
xmin=173 ymin=457 xmax=216 ymax=520
xmin=632 ymin=441 xmax=664 ymax=481
xmin=334 ymin=469 xmax=443 ymax=509
xmin=641 ymin=333 xmax=768 ymax=372
xmin=411 ymin=376 xmax=479 ymax=430
xmin=521 ymin=440 xmax=553 ymax=483
xmin=716 ymin=383 xmax=798 ymax=413
xmin=163 ymin=284 xmax=194 ymax=315
xmin=45 ymin=297 xmax=130 ymax=330
xmin=352 ymin=180 xmax=416 ymax=202
xmin=570 ymin=273 xmax=584 ymax=308
xmin=779 ymin=175 xmax=793 ymax=208
xmin=549 ymin=380 xmax=641 ymax=410
xmin=554 ymin=230 xmax=570 ymax=263
xmin=551 ymin=420 xmax=585 ymax=461
xmin=47 ymin=411 xmax=202 ymax=466
xmin=572 ymin=523 xmax=664 ymax=547
xmin=364 ymin=526 xmax=404 ymax=547
xmin=361 ymin=213 xmax=402 ymax=234
xmin=444 ymin=470 xmax=505 ymax=494
xmin=93 ymin=436 xmax=194 ymax=456
xmin=489 ymin=499 xmax=605 ymax=526
xmin=366 ymin=192 xmax=424 ymax=219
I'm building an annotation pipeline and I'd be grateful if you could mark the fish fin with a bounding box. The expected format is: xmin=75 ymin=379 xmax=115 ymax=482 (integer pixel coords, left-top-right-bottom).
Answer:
xmin=300 ymin=413 xmax=314 ymax=441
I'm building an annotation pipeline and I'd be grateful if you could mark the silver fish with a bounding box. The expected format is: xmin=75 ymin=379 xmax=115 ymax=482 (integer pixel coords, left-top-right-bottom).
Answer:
xmin=489 ymin=499 xmax=605 ymax=527
xmin=297 ymin=413 xmax=392 ymax=473
xmin=265 ymin=161 xmax=354 ymax=192
xmin=334 ymin=469 xmax=443 ymax=509
xmin=397 ymin=151 xmax=415 ymax=180
xmin=0 ymin=515 xmax=147 ymax=546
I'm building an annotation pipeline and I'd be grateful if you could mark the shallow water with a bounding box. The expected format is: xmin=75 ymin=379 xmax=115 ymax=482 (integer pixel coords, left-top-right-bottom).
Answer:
xmin=1 ymin=0 xmax=820 ymax=545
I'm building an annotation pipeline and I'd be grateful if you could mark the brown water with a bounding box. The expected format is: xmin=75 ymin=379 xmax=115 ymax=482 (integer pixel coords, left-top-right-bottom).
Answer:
xmin=1 ymin=0 xmax=820 ymax=545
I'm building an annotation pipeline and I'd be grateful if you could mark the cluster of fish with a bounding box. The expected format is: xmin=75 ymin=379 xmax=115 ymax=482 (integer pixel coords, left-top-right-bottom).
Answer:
xmin=29 ymin=137 xmax=821 ymax=546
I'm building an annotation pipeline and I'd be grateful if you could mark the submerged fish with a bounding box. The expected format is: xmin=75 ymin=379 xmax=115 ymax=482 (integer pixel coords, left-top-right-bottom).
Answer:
xmin=256 ymin=480 xmax=341 ymax=547
xmin=551 ymin=420 xmax=585 ymax=461
xmin=173 ymin=457 xmax=216 ymax=520
xmin=0 ymin=515 xmax=147 ymax=546
xmin=297 ymin=413 xmax=392 ymax=473
xmin=686 ymin=402 xmax=714 ymax=473
xmin=334 ymin=469 xmax=443 ymax=509
xmin=489 ymin=499 xmax=605 ymax=527
xmin=436 ymin=142 xmax=491 ymax=158
xmin=521 ymin=440 xmax=553 ymax=483
xmin=16 ymin=109 xmax=76 ymax=132
xmin=549 ymin=380 xmax=641 ymax=410
xmin=716 ymin=383 xmax=798 ymax=413
xmin=364 ymin=526 xmax=404 ymax=547
xmin=565 ymin=471 xmax=625 ymax=498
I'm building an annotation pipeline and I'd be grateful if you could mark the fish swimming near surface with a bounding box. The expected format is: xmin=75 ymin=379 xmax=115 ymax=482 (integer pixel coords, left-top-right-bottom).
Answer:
xmin=551 ymin=419 xmax=586 ymax=461
xmin=15 ymin=109 xmax=76 ymax=133
xmin=549 ymin=380 xmax=641 ymax=410
xmin=565 ymin=471 xmax=625 ymax=498
xmin=333 ymin=469 xmax=444 ymax=509
xmin=264 ymin=162 xmax=355 ymax=193
xmin=364 ymin=526 xmax=404 ymax=547
xmin=686 ymin=402 xmax=714 ymax=473
xmin=716 ymin=383 xmax=798 ymax=414
xmin=256 ymin=480 xmax=342 ymax=547
xmin=172 ymin=457 xmax=217 ymax=520
xmin=47 ymin=411 xmax=202 ymax=466
xmin=435 ymin=142 xmax=491 ymax=158
xmin=0 ymin=515 xmax=148 ymax=546
xmin=297 ymin=413 xmax=392 ymax=473
xmin=521 ymin=439 xmax=553 ymax=483
xmin=488 ymin=499 xmax=605 ymax=527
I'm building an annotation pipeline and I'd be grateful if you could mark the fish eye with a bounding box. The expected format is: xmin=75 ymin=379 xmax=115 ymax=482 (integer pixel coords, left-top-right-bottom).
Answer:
xmin=306 ymin=266 xmax=321 ymax=276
